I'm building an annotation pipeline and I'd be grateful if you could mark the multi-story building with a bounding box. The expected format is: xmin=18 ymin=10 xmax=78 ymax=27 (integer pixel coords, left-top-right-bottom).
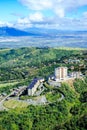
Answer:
xmin=27 ymin=78 xmax=44 ymax=96
xmin=70 ymin=71 xmax=82 ymax=78
xmin=55 ymin=67 xmax=68 ymax=80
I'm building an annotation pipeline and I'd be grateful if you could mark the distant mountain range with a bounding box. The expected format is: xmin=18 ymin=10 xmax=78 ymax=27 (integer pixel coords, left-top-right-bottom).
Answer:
xmin=0 ymin=26 xmax=87 ymax=37
xmin=0 ymin=26 xmax=87 ymax=48
xmin=0 ymin=26 xmax=41 ymax=36
xmin=25 ymin=27 xmax=87 ymax=34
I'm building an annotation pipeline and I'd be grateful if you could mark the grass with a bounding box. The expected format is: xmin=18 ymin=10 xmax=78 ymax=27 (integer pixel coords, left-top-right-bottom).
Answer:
xmin=20 ymin=95 xmax=35 ymax=100
xmin=46 ymin=92 xmax=61 ymax=102
xmin=44 ymin=82 xmax=54 ymax=90
xmin=3 ymin=99 xmax=29 ymax=109
xmin=0 ymin=48 xmax=10 ymax=52
xmin=0 ymin=82 xmax=19 ymax=88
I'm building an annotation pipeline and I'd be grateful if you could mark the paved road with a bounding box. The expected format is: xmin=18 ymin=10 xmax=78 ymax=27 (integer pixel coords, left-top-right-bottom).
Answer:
xmin=24 ymin=95 xmax=47 ymax=105
xmin=0 ymin=91 xmax=15 ymax=111
xmin=0 ymin=84 xmax=65 ymax=110
xmin=0 ymin=86 xmax=27 ymax=111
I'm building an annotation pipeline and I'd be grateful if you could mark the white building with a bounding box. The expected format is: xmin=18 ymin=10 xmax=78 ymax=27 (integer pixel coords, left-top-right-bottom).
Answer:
xmin=55 ymin=67 xmax=68 ymax=80
xmin=27 ymin=78 xmax=44 ymax=96
xmin=69 ymin=71 xmax=82 ymax=78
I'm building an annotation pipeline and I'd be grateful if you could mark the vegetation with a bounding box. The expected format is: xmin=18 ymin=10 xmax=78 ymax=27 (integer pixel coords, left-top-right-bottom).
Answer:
xmin=3 ymin=99 xmax=29 ymax=109
xmin=0 ymin=47 xmax=87 ymax=130
xmin=46 ymin=92 xmax=61 ymax=102
xmin=0 ymin=47 xmax=87 ymax=94
xmin=0 ymin=77 xmax=87 ymax=130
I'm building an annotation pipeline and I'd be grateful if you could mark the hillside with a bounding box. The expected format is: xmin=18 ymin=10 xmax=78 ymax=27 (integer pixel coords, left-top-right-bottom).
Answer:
xmin=0 ymin=47 xmax=87 ymax=83
xmin=0 ymin=78 xmax=87 ymax=130
xmin=0 ymin=47 xmax=87 ymax=130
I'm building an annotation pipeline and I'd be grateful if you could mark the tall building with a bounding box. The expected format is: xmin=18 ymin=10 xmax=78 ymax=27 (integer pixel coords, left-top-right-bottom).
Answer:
xmin=55 ymin=67 xmax=68 ymax=80
xmin=27 ymin=78 xmax=44 ymax=96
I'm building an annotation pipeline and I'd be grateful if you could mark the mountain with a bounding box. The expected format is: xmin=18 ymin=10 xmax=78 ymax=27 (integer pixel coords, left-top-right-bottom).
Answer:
xmin=24 ymin=27 xmax=59 ymax=35
xmin=1 ymin=26 xmax=87 ymax=37
xmin=0 ymin=26 xmax=40 ymax=36
xmin=24 ymin=27 xmax=87 ymax=36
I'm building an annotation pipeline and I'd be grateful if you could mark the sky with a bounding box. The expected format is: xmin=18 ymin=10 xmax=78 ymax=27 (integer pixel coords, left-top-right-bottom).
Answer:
xmin=0 ymin=0 xmax=87 ymax=30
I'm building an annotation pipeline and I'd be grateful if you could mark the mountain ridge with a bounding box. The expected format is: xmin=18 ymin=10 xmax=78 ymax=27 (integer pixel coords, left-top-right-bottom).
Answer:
xmin=1 ymin=26 xmax=87 ymax=37
xmin=0 ymin=26 xmax=40 ymax=36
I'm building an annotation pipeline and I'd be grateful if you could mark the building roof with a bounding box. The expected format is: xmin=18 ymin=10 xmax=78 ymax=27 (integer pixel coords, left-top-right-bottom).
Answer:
xmin=27 ymin=78 xmax=39 ymax=89
xmin=27 ymin=77 xmax=44 ymax=90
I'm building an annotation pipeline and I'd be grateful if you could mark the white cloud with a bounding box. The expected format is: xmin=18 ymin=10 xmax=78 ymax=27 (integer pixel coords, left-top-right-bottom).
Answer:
xmin=1 ymin=0 xmax=87 ymax=30
xmin=0 ymin=21 xmax=4 ymax=26
xmin=0 ymin=20 xmax=13 ymax=27
xmin=18 ymin=17 xmax=30 ymax=24
xmin=54 ymin=8 xmax=64 ymax=18
xmin=17 ymin=12 xmax=44 ymax=24
xmin=29 ymin=12 xmax=44 ymax=22
xmin=19 ymin=0 xmax=87 ymax=18
xmin=19 ymin=0 xmax=52 ymax=10
xmin=83 ymin=12 xmax=87 ymax=18
xmin=15 ymin=12 xmax=44 ymax=29
xmin=15 ymin=18 xmax=32 ymax=29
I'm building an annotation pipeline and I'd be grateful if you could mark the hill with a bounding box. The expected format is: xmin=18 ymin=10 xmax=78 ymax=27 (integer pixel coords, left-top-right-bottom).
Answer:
xmin=0 ymin=26 xmax=40 ymax=36
xmin=0 ymin=47 xmax=87 ymax=130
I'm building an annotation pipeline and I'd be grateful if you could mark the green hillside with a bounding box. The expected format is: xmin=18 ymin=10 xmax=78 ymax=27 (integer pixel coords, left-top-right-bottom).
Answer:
xmin=0 ymin=47 xmax=87 ymax=93
xmin=0 ymin=47 xmax=87 ymax=130
xmin=0 ymin=77 xmax=87 ymax=130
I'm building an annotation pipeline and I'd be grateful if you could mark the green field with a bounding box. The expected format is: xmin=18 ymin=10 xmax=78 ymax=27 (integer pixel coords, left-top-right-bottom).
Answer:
xmin=3 ymin=99 xmax=29 ymax=109
xmin=0 ymin=82 xmax=19 ymax=88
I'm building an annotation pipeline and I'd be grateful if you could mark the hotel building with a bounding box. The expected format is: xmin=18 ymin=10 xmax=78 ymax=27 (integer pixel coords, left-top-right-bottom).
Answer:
xmin=55 ymin=67 xmax=68 ymax=80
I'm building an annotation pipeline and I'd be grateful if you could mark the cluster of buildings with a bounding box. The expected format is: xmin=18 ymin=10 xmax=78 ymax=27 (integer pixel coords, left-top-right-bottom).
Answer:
xmin=54 ymin=67 xmax=82 ymax=81
xmin=27 ymin=67 xmax=82 ymax=96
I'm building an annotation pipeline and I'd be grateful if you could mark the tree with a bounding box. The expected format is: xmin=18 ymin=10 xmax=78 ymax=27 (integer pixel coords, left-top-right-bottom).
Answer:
xmin=80 ymin=91 xmax=87 ymax=103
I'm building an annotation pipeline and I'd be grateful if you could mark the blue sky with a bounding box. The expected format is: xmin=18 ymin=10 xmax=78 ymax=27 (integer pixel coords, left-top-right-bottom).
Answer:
xmin=0 ymin=0 xmax=87 ymax=30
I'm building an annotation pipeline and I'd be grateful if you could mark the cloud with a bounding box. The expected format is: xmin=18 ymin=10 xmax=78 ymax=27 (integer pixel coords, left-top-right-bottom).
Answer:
xmin=19 ymin=0 xmax=87 ymax=18
xmin=12 ymin=10 xmax=87 ymax=30
xmin=29 ymin=12 xmax=44 ymax=22
xmin=14 ymin=12 xmax=45 ymax=29
xmin=18 ymin=0 xmax=52 ymax=10
xmin=1 ymin=0 xmax=87 ymax=30
xmin=0 ymin=20 xmax=13 ymax=27
xmin=18 ymin=17 xmax=30 ymax=24
xmin=54 ymin=8 xmax=65 ymax=18
xmin=82 ymin=12 xmax=87 ymax=18
xmin=17 ymin=12 xmax=44 ymax=24
xmin=16 ymin=0 xmax=87 ymax=30
xmin=15 ymin=18 xmax=32 ymax=29
xmin=0 ymin=21 xmax=4 ymax=26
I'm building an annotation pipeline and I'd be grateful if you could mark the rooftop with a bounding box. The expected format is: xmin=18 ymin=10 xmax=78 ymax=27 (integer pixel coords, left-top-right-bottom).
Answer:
xmin=27 ymin=78 xmax=39 ymax=89
xmin=27 ymin=77 xmax=44 ymax=90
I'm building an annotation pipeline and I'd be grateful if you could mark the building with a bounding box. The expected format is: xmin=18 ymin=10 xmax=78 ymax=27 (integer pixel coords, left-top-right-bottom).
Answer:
xmin=70 ymin=71 xmax=82 ymax=78
xmin=27 ymin=78 xmax=44 ymax=96
xmin=55 ymin=67 xmax=68 ymax=80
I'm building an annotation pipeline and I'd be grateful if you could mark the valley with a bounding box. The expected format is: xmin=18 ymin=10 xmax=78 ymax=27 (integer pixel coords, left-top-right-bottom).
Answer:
xmin=0 ymin=30 xmax=87 ymax=48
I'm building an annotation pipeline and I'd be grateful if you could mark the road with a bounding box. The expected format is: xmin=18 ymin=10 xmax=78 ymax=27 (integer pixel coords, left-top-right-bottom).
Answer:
xmin=0 ymin=86 xmax=27 ymax=111
xmin=0 ymin=85 xmax=65 ymax=110
xmin=0 ymin=91 xmax=15 ymax=111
